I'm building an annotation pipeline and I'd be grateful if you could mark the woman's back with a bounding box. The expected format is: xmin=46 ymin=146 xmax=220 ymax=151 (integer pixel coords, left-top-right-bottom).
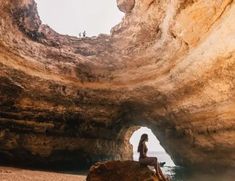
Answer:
xmin=139 ymin=142 xmax=148 ymax=160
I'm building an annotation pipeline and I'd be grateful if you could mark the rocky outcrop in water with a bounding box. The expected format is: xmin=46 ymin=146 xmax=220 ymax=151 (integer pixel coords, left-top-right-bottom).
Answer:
xmin=0 ymin=0 xmax=235 ymax=170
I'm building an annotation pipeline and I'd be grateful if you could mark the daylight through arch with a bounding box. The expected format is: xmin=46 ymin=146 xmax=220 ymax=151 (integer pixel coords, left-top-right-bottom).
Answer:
xmin=130 ymin=127 xmax=175 ymax=167
xmin=35 ymin=0 xmax=124 ymax=36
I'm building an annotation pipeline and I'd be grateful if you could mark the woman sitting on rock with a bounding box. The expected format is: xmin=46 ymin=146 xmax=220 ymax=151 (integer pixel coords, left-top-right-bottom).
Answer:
xmin=138 ymin=133 xmax=168 ymax=181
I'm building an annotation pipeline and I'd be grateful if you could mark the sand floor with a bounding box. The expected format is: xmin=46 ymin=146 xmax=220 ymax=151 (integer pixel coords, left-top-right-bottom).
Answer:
xmin=0 ymin=167 xmax=86 ymax=181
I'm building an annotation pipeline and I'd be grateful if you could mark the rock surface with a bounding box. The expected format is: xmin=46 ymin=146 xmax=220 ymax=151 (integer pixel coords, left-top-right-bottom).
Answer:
xmin=117 ymin=0 xmax=135 ymax=13
xmin=86 ymin=160 xmax=159 ymax=181
xmin=0 ymin=0 xmax=235 ymax=170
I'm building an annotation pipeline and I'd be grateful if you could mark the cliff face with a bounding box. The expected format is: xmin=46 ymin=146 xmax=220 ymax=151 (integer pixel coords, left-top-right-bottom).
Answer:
xmin=0 ymin=0 xmax=235 ymax=170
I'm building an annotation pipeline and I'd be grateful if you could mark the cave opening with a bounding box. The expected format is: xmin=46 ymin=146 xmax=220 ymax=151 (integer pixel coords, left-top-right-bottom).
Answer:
xmin=129 ymin=127 xmax=175 ymax=167
xmin=35 ymin=0 xmax=124 ymax=37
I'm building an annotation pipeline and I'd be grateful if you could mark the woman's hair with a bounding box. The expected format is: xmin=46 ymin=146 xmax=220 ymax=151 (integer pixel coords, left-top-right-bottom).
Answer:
xmin=137 ymin=133 xmax=148 ymax=152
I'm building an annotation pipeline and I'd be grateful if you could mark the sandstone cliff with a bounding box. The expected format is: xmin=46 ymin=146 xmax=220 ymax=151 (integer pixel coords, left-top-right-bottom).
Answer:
xmin=0 ymin=0 xmax=235 ymax=170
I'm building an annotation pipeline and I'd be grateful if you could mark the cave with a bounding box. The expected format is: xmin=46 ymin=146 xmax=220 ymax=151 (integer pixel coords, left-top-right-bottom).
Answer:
xmin=0 ymin=0 xmax=235 ymax=173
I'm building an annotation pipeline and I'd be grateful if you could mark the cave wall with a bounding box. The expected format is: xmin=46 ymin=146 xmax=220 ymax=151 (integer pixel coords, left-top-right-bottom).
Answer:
xmin=0 ymin=0 xmax=235 ymax=170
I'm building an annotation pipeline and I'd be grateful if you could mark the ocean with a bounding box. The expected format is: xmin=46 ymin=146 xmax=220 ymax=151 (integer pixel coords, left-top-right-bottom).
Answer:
xmin=133 ymin=151 xmax=235 ymax=181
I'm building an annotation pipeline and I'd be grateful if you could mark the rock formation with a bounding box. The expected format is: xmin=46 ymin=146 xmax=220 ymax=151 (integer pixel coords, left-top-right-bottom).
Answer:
xmin=86 ymin=160 xmax=159 ymax=181
xmin=0 ymin=0 xmax=235 ymax=170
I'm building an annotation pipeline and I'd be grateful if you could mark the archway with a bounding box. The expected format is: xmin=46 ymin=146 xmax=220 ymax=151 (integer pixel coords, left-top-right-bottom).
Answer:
xmin=35 ymin=0 xmax=124 ymax=36
xmin=129 ymin=127 xmax=175 ymax=165
xmin=129 ymin=127 xmax=175 ymax=176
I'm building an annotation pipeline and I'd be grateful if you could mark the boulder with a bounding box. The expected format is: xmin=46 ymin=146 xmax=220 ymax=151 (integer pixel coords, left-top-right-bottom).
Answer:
xmin=117 ymin=0 xmax=135 ymax=13
xmin=86 ymin=160 xmax=159 ymax=181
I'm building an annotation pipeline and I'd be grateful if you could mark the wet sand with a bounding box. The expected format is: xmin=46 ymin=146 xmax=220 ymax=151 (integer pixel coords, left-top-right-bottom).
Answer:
xmin=0 ymin=166 xmax=86 ymax=181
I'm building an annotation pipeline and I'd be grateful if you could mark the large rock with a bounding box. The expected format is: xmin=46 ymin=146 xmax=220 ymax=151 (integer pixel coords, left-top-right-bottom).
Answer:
xmin=0 ymin=0 xmax=234 ymax=171
xmin=117 ymin=0 xmax=135 ymax=13
xmin=86 ymin=160 xmax=159 ymax=181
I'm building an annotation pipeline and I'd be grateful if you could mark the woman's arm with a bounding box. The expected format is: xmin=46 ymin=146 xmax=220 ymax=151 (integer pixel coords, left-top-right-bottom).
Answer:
xmin=142 ymin=143 xmax=147 ymax=157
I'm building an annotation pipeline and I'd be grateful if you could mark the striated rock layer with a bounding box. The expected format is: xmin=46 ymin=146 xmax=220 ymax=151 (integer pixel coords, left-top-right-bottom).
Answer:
xmin=0 ymin=0 xmax=235 ymax=170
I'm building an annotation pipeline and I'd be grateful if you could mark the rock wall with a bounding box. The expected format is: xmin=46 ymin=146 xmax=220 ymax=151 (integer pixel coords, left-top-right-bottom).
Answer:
xmin=0 ymin=0 xmax=235 ymax=170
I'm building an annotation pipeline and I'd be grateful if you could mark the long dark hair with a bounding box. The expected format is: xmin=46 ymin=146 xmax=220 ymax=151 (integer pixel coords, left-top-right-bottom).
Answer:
xmin=137 ymin=134 xmax=148 ymax=152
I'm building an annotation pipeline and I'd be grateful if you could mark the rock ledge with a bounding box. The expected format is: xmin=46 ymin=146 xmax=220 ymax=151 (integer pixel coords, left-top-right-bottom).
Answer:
xmin=86 ymin=160 xmax=159 ymax=181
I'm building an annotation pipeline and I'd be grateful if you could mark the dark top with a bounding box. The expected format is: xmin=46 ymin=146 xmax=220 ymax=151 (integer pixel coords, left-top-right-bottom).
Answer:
xmin=139 ymin=142 xmax=148 ymax=160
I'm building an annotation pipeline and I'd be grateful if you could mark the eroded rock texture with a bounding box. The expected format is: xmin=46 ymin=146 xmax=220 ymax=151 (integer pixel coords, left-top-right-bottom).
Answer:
xmin=86 ymin=160 xmax=159 ymax=181
xmin=0 ymin=0 xmax=235 ymax=170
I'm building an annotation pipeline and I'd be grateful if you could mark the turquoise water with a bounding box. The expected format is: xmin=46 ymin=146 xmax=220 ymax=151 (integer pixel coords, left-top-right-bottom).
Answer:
xmin=133 ymin=151 xmax=235 ymax=181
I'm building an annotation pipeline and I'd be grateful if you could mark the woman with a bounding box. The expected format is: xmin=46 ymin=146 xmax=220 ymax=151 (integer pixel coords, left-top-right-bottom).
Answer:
xmin=138 ymin=133 xmax=168 ymax=181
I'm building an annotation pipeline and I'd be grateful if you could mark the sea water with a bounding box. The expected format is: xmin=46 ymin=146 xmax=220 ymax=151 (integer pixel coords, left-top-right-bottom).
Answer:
xmin=133 ymin=151 xmax=235 ymax=181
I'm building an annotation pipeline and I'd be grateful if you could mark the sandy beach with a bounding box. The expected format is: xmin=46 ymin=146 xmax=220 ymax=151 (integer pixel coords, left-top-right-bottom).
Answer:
xmin=0 ymin=167 xmax=86 ymax=181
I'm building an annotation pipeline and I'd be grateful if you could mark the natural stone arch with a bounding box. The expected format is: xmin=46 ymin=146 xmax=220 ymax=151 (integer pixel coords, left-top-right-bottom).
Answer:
xmin=0 ymin=0 xmax=235 ymax=171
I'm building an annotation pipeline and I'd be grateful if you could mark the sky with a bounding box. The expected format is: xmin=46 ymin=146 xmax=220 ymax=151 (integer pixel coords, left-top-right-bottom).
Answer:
xmin=35 ymin=0 xmax=124 ymax=37
xmin=130 ymin=127 xmax=175 ymax=166
xmin=129 ymin=127 xmax=165 ymax=152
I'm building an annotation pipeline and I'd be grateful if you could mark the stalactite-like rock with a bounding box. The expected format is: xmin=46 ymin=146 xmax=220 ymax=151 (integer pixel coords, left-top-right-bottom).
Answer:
xmin=117 ymin=0 xmax=135 ymax=13
xmin=0 ymin=0 xmax=235 ymax=170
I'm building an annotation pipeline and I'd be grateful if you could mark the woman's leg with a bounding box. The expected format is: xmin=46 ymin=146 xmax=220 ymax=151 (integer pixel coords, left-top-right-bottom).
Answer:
xmin=154 ymin=163 xmax=168 ymax=181
xmin=139 ymin=157 xmax=168 ymax=181
xmin=150 ymin=157 xmax=168 ymax=181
